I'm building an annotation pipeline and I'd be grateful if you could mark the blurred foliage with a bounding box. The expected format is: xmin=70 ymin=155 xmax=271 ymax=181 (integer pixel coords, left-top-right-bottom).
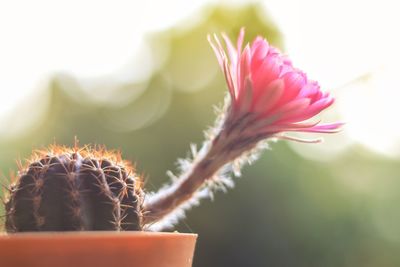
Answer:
xmin=1 ymin=3 xmax=400 ymax=267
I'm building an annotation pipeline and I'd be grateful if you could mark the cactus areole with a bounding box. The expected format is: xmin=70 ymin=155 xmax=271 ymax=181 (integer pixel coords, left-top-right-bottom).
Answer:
xmin=4 ymin=145 xmax=144 ymax=232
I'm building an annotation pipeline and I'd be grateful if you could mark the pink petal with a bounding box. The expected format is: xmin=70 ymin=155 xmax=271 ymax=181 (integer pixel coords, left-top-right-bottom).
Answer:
xmin=277 ymin=134 xmax=322 ymax=143
xmin=208 ymin=34 xmax=237 ymax=99
xmin=278 ymin=71 xmax=306 ymax=104
xmin=261 ymin=121 xmax=343 ymax=134
xmin=222 ymin=59 xmax=236 ymax=99
xmin=237 ymin=45 xmax=251 ymax=94
xmin=271 ymin=98 xmax=311 ymax=120
xmin=252 ymin=54 xmax=281 ymax=94
xmin=252 ymin=79 xmax=284 ymax=114
xmin=273 ymin=120 xmax=321 ymax=129
xmin=237 ymin=27 xmax=245 ymax=54
xmin=250 ymin=37 xmax=269 ymax=70
xmin=297 ymin=80 xmax=320 ymax=99
xmin=222 ymin=32 xmax=238 ymax=70
xmin=236 ymin=76 xmax=253 ymax=114
xmin=302 ymin=97 xmax=334 ymax=119
xmin=299 ymin=122 xmax=345 ymax=133
xmin=283 ymin=96 xmax=334 ymax=123
xmin=207 ymin=34 xmax=224 ymax=68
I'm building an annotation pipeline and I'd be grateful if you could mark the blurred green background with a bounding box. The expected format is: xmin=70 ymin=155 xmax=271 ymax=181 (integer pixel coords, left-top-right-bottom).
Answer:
xmin=1 ymin=3 xmax=400 ymax=267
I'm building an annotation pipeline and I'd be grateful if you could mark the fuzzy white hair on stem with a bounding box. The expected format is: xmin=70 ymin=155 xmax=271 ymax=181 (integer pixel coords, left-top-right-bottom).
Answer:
xmin=142 ymin=97 xmax=273 ymax=231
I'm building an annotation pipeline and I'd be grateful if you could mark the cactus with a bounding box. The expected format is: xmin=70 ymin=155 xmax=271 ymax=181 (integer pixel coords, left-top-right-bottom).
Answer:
xmin=1 ymin=29 xmax=341 ymax=233
xmin=3 ymin=145 xmax=143 ymax=232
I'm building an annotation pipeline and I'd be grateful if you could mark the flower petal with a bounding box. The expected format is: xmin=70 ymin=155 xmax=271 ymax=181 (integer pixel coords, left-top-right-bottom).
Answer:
xmin=207 ymin=34 xmax=225 ymax=68
xmin=252 ymin=53 xmax=281 ymax=94
xmin=237 ymin=27 xmax=245 ymax=54
xmin=296 ymin=122 xmax=344 ymax=133
xmin=222 ymin=32 xmax=238 ymax=69
xmin=272 ymin=98 xmax=311 ymax=121
xmin=237 ymin=44 xmax=251 ymax=94
xmin=250 ymin=37 xmax=269 ymax=70
xmin=252 ymin=79 xmax=284 ymax=115
xmin=236 ymin=76 xmax=253 ymax=114
xmin=277 ymin=134 xmax=322 ymax=143
xmin=278 ymin=70 xmax=306 ymax=104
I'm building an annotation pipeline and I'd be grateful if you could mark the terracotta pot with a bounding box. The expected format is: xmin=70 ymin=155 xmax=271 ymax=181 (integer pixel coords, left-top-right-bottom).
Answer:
xmin=0 ymin=231 xmax=197 ymax=267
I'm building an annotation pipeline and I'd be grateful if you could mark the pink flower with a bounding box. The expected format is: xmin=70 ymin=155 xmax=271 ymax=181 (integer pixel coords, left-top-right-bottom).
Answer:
xmin=208 ymin=28 xmax=342 ymax=142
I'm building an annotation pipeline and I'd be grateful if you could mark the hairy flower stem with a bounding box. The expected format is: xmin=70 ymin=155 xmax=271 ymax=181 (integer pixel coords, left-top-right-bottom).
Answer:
xmin=142 ymin=122 xmax=263 ymax=226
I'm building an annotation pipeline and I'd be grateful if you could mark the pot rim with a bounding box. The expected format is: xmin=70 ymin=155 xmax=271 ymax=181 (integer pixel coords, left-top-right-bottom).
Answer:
xmin=0 ymin=231 xmax=197 ymax=240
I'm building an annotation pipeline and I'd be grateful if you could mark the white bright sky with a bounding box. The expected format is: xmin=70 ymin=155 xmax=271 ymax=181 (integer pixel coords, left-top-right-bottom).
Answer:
xmin=0 ymin=0 xmax=399 ymax=157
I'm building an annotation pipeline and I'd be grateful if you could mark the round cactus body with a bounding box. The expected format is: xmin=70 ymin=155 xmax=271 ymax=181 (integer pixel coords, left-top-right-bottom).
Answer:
xmin=4 ymin=145 xmax=143 ymax=232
